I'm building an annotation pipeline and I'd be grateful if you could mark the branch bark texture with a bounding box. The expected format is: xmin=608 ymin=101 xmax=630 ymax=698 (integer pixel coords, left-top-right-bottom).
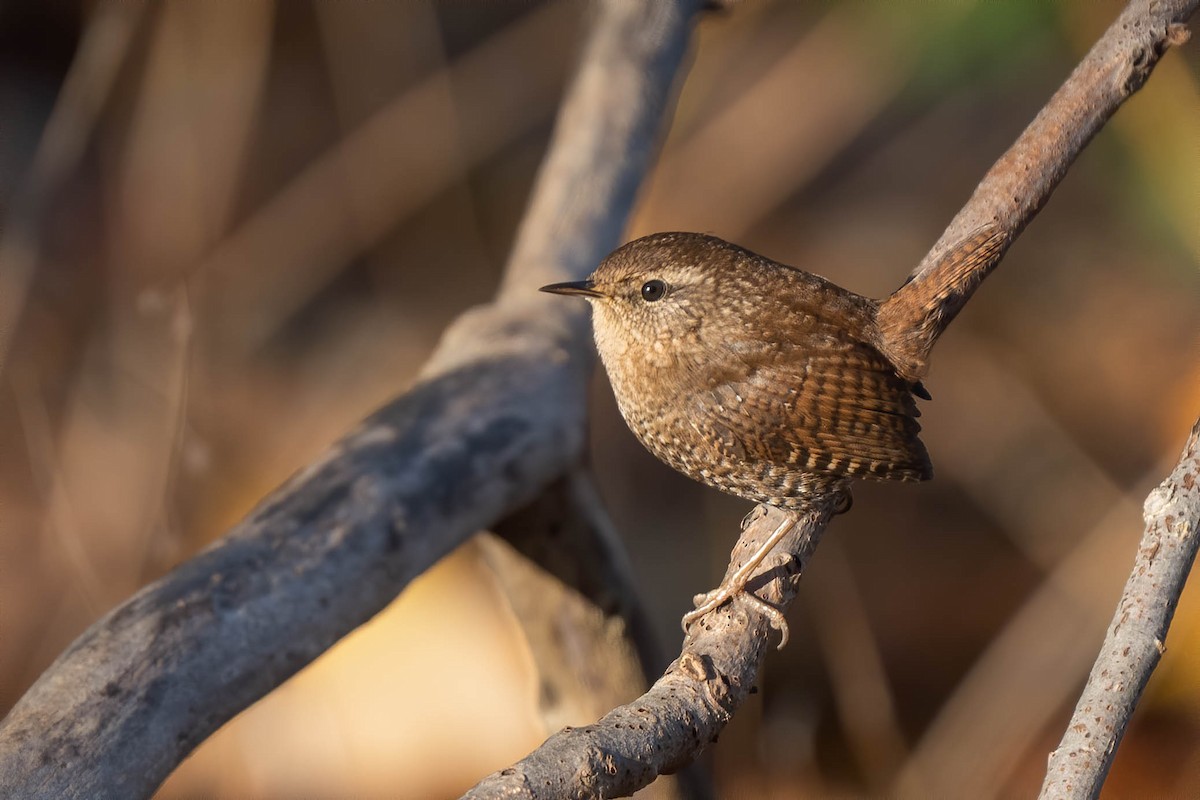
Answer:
xmin=463 ymin=504 xmax=834 ymax=799
xmin=1038 ymin=419 xmax=1200 ymax=800
xmin=0 ymin=1 xmax=701 ymax=797
xmin=876 ymin=0 xmax=1196 ymax=381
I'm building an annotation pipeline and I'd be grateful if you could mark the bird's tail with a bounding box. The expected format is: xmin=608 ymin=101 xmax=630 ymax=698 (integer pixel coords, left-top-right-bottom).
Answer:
xmin=875 ymin=223 xmax=1008 ymax=382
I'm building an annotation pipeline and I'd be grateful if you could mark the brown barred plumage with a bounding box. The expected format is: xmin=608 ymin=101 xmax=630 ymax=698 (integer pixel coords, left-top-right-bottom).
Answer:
xmin=545 ymin=232 xmax=932 ymax=509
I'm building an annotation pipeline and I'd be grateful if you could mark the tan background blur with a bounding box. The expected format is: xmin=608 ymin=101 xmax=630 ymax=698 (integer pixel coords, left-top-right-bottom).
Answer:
xmin=0 ymin=1 xmax=1198 ymax=797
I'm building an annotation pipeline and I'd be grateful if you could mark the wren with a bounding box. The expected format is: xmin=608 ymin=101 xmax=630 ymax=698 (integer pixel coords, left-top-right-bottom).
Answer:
xmin=540 ymin=230 xmax=992 ymax=642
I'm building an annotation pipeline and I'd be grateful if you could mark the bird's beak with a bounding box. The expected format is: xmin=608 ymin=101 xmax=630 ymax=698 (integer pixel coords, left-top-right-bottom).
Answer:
xmin=539 ymin=280 xmax=604 ymax=298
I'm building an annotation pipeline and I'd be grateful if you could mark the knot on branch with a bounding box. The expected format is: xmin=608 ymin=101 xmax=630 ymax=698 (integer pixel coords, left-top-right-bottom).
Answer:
xmin=1166 ymin=21 xmax=1192 ymax=46
xmin=677 ymin=651 xmax=739 ymax=722
xmin=1120 ymin=19 xmax=1193 ymax=95
xmin=1143 ymin=483 xmax=1176 ymax=522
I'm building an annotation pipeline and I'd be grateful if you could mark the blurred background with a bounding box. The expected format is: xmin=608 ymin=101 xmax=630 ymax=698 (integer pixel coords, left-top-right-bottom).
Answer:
xmin=0 ymin=0 xmax=1198 ymax=797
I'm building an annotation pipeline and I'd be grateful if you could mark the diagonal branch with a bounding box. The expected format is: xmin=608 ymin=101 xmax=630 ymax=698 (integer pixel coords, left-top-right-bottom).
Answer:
xmin=1039 ymin=419 xmax=1200 ymax=799
xmin=876 ymin=0 xmax=1195 ymax=381
xmin=0 ymin=1 xmax=703 ymax=797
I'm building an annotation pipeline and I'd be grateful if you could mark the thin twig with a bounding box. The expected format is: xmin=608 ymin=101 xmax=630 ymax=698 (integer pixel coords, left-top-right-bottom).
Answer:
xmin=876 ymin=0 xmax=1196 ymax=381
xmin=891 ymin=340 xmax=1150 ymax=799
xmin=1039 ymin=419 xmax=1200 ymax=799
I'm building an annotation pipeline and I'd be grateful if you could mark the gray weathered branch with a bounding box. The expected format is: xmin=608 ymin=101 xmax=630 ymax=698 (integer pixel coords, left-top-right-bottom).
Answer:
xmin=1038 ymin=419 xmax=1200 ymax=800
xmin=0 ymin=1 xmax=702 ymax=797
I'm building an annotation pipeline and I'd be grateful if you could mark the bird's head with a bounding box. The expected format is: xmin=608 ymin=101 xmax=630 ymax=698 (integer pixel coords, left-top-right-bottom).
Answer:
xmin=540 ymin=232 xmax=755 ymax=366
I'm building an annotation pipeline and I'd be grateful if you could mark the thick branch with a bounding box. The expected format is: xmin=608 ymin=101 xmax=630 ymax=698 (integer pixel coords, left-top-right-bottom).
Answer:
xmin=0 ymin=1 xmax=701 ymax=797
xmin=876 ymin=0 xmax=1196 ymax=381
xmin=1039 ymin=419 xmax=1200 ymax=799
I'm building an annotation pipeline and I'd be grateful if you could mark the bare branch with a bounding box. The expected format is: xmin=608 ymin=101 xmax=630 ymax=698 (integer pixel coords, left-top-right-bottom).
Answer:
xmin=876 ymin=0 xmax=1196 ymax=381
xmin=463 ymin=504 xmax=835 ymax=799
xmin=1039 ymin=419 xmax=1200 ymax=799
xmin=0 ymin=1 xmax=701 ymax=797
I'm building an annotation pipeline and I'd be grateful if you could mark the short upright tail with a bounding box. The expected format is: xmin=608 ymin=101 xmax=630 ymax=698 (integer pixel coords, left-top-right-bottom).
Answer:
xmin=876 ymin=224 xmax=1007 ymax=382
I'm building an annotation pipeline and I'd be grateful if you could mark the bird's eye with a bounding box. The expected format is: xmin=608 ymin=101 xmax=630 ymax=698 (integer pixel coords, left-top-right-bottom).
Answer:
xmin=640 ymin=279 xmax=667 ymax=302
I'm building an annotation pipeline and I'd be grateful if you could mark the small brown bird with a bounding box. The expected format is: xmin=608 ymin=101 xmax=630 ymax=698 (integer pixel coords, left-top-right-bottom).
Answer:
xmin=541 ymin=230 xmax=995 ymax=641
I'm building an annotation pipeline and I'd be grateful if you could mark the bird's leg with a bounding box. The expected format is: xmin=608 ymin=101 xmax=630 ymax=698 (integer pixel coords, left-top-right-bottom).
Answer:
xmin=683 ymin=512 xmax=797 ymax=648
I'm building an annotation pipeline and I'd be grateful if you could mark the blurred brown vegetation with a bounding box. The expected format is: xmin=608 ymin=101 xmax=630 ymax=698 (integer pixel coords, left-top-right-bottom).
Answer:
xmin=0 ymin=1 xmax=1197 ymax=798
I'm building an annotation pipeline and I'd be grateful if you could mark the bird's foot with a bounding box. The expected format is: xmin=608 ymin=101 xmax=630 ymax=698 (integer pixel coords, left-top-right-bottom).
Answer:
xmin=683 ymin=511 xmax=797 ymax=648
xmin=682 ymin=581 xmax=790 ymax=649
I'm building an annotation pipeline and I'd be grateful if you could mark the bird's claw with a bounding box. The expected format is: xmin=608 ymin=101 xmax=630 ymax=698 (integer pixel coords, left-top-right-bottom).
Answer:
xmin=682 ymin=584 xmax=790 ymax=649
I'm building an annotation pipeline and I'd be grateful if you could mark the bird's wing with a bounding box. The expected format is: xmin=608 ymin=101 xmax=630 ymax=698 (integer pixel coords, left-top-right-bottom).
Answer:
xmin=692 ymin=331 xmax=932 ymax=483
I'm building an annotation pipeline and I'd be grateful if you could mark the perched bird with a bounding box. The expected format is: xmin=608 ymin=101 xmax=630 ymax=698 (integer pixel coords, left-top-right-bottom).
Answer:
xmin=541 ymin=229 xmax=998 ymax=642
